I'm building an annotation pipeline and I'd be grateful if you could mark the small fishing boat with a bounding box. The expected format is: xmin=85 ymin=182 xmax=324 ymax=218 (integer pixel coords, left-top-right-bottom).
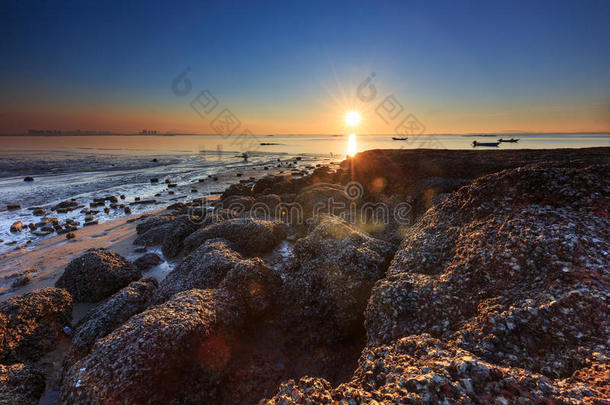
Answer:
xmin=392 ymin=137 xmax=408 ymax=141
xmin=498 ymin=138 xmax=519 ymax=143
xmin=472 ymin=141 xmax=500 ymax=147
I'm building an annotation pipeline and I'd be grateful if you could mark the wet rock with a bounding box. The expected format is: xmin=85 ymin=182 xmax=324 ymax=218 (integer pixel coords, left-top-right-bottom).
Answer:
xmin=134 ymin=222 xmax=173 ymax=246
xmin=55 ymin=248 xmax=141 ymax=303
xmin=59 ymin=288 xmax=243 ymax=404
xmin=221 ymin=182 xmax=253 ymax=199
xmin=253 ymin=174 xmax=296 ymax=195
xmin=124 ymin=206 xmax=131 ymax=214
xmin=9 ymin=221 xmax=22 ymax=233
xmin=294 ymin=183 xmax=351 ymax=222
xmin=10 ymin=273 xmax=31 ymax=288
xmin=220 ymin=195 xmax=256 ymax=213
xmin=184 ymin=217 xmax=288 ymax=256
xmin=365 ymin=165 xmax=610 ymax=379
xmin=32 ymin=208 xmax=46 ymax=216
xmin=52 ymin=200 xmax=79 ymax=211
xmin=263 ymin=334 xmax=607 ymax=404
xmin=156 ymin=239 xmax=263 ymax=303
xmin=253 ymin=194 xmax=281 ymax=217
xmin=66 ymin=232 xmax=76 ymax=240
xmin=6 ymin=204 xmax=20 ymax=211
xmin=23 ymin=176 xmax=34 ymax=182
xmin=69 ymin=277 xmax=158 ymax=359
xmin=283 ymin=216 xmax=394 ymax=340
xmin=0 ymin=288 xmax=72 ymax=363
xmin=0 ymin=363 xmax=45 ymax=405
xmin=161 ymin=215 xmax=201 ymax=258
xmin=133 ymin=252 xmax=164 ymax=271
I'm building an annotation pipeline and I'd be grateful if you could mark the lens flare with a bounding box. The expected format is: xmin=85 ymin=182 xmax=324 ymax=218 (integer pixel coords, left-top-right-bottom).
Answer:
xmin=345 ymin=111 xmax=361 ymax=126
xmin=347 ymin=133 xmax=357 ymax=157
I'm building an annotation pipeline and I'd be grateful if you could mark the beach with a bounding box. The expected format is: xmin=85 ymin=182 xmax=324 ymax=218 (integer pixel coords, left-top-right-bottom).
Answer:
xmin=0 ymin=147 xmax=607 ymax=403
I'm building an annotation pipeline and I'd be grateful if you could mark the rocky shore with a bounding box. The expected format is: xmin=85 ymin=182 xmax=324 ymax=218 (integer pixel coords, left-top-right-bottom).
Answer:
xmin=0 ymin=148 xmax=608 ymax=404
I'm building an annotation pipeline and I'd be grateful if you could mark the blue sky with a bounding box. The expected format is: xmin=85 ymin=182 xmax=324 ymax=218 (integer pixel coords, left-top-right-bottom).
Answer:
xmin=1 ymin=0 xmax=609 ymax=133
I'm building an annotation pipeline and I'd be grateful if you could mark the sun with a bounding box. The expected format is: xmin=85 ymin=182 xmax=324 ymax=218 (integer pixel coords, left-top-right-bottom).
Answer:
xmin=345 ymin=111 xmax=361 ymax=126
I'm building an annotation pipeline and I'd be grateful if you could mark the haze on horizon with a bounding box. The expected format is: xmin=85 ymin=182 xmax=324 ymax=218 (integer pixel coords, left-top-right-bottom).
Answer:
xmin=1 ymin=0 xmax=609 ymax=135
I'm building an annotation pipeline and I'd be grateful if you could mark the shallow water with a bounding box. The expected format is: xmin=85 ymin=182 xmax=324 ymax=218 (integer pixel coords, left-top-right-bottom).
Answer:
xmin=0 ymin=149 xmax=330 ymax=254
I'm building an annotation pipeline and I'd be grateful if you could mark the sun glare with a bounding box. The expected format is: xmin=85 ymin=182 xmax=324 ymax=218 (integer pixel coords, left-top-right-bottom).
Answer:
xmin=347 ymin=133 xmax=357 ymax=157
xmin=345 ymin=111 xmax=361 ymax=126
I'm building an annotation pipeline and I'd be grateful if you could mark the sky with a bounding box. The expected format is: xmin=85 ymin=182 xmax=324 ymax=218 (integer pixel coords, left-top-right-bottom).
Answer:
xmin=1 ymin=0 xmax=609 ymax=135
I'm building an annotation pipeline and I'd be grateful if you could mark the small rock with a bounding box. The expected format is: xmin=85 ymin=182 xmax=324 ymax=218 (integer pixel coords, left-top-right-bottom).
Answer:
xmin=10 ymin=221 xmax=23 ymax=233
xmin=133 ymin=253 xmax=164 ymax=271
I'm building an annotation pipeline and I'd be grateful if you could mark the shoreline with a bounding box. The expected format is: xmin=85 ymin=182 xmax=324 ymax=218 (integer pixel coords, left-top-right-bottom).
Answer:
xmin=0 ymin=210 xmax=163 ymax=300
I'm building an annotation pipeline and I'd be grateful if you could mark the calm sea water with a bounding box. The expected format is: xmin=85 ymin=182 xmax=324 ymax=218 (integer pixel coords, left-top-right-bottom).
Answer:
xmin=0 ymin=133 xmax=608 ymax=156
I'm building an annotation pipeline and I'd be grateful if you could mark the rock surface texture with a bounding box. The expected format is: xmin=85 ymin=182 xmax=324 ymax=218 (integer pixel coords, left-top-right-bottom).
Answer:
xmin=0 ymin=288 xmax=72 ymax=363
xmin=263 ymin=163 xmax=609 ymax=404
xmin=69 ymin=277 xmax=158 ymax=359
xmin=55 ymin=248 xmax=141 ymax=302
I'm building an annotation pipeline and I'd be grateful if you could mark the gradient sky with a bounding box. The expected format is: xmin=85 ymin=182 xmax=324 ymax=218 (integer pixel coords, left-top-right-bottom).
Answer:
xmin=1 ymin=0 xmax=609 ymax=134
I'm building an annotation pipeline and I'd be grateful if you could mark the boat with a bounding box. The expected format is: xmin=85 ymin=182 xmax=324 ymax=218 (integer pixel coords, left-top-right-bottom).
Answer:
xmin=472 ymin=141 xmax=500 ymax=147
xmin=392 ymin=137 xmax=408 ymax=141
xmin=498 ymin=138 xmax=519 ymax=143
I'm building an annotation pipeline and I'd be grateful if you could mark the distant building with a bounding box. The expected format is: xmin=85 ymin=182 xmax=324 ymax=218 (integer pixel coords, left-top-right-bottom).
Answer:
xmin=28 ymin=129 xmax=61 ymax=135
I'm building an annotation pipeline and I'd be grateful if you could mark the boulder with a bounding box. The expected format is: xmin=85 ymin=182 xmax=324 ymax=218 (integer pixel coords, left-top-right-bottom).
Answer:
xmin=252 ymin=194 xmax=282 ymax=217
xmin=69 ymin=277 xmax=158 ymax=359
xmin=9 ymin=221 xmax=22 ymax=233
xmin=132 ymin=252 xmax=164 ymax=271
xmin=184 ymin=218 xmax=288 ymax=256
xmin=133 ymin=213 xmax=200 ymax=258
xmin=283 ymin=216 xmax=394 ymax=340
xmin=0 ymin=288 xmax=72 ymax=363
xmin=263 ymin=335 xmax=608 ymax=404
xmin=156 ymin=239 xmax=270 ymax=303
xmin=161 ymin=215 xmax=200 ymax=258
xmin=220 ymin=182 xmax=253 ymax=199
xmin=55 ymin=248 xmax=141 ymax=303
xmin=294 ymin=183 xmax=351 ymax=224
xmin=219 ymin=195 xmax=255 ymax=212
xmin=253 ymin=174 xmax=297 ymax=195
xmin=52 ymin=200 xmax=79 ymax=211
xmin=365 ymin=165 xmax=610 ymax=379
xmin=0 ymin=363 xmax=45 ymax=405
xmin=59 ymin=288 xmax=243 ymax=404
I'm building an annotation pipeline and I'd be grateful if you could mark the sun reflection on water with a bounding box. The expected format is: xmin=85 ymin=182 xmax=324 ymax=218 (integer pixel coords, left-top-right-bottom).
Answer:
xmin=347 ymin=133 xmax=357 ymax=157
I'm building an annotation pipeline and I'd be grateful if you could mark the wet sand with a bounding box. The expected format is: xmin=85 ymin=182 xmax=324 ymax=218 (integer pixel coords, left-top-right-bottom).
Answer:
xmin=0 ymin=211 xmax=161 ymax=301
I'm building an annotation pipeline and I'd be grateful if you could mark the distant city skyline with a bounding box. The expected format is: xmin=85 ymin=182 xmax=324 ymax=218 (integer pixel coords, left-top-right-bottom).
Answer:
xmin=1 ymin=0 xmax=609 ymax=135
